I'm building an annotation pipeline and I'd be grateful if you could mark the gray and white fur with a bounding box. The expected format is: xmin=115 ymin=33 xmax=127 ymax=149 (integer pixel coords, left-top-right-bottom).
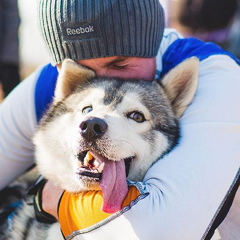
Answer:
xmin=1 ymin=57 xmax=199 ymax=239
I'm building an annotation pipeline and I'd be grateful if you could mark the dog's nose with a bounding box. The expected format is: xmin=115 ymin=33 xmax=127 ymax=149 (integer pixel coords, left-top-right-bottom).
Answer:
xmin=79 ymin=117 xmax=108 ymax=141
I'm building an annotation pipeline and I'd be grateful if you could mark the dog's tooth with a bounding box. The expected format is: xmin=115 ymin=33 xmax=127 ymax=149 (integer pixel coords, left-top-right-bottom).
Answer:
xmin=84 ymin=151 xmax=93 ymax=166
xmin=98 ymin=162 xmax=105 ymax=173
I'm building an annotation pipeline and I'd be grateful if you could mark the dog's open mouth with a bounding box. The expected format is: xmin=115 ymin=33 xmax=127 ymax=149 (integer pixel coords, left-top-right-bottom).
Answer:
xmin=76 ymin=150 xmax=134 ymax=180
xmin=76 ymin=150 xmax=134 ymax=213
xmin=76 ymin=151 xmax=104 ymax=180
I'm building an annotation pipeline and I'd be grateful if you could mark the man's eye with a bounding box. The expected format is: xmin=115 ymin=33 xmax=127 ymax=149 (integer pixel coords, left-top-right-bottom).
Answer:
xmin=114 ymin=64 xmax=127 ymax=69
xmin=127 ymin=111 xmax=146 ymax=123
xmin=82 ymin=106 xmax=93 ymax=114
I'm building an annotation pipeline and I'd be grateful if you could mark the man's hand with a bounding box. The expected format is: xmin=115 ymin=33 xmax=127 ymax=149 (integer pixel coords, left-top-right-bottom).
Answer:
xmin=41 ymin=180 xmax=64 ymax=220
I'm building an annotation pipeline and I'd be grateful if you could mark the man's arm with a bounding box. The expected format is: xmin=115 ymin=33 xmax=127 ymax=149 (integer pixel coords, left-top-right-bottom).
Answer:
xmin=42 ymin=55 xmax=240 ymax=240
xmin=0 ymin=68 xmax=41 ymax=189
xmin=42 ymin=180 xmax=63 ymax=220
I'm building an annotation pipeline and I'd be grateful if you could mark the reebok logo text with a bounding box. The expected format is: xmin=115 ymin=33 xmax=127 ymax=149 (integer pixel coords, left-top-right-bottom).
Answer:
xmin=62 ymin=21 xmax=99 ymax=41
xmin=66 ymin=25 xmax=94 ymax=36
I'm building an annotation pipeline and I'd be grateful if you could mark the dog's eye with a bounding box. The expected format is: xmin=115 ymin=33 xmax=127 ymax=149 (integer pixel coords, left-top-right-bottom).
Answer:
xmin=82 ymin=106 xmax=93 ymax=114
xmin=127 ymin=111 xmax=146 ymax=123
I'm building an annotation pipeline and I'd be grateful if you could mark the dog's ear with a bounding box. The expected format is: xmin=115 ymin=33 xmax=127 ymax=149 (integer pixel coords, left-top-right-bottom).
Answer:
xmin=54 ymin=59 xmax=95 ymax=102
xmin=160 ymin=57 xmax=199 ymax=118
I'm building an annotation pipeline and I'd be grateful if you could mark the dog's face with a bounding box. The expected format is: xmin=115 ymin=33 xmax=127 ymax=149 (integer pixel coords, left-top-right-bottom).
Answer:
xmin=33 ymin=58 xmax=198 ymax=213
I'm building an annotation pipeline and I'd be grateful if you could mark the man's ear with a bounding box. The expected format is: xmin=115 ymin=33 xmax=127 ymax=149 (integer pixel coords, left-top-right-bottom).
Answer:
xmin=160 ymin=57 xmax=199 ymax=118
xmin=54 ymin=59 xmax=95 ymax=102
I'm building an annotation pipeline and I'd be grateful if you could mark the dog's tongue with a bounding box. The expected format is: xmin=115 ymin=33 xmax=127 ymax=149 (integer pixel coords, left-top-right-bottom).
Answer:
xmin=100 ymin=159 xmax=128 ymax=214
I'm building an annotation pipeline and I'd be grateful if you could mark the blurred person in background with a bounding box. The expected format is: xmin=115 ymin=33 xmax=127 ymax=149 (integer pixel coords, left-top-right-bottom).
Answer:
xmin=0 ymin=0 xmax=21 ymax=98
xmin=176 ymin=0 xmax=240 ymax=58
xmin=227 ymin=3 xmax=240 ymax=59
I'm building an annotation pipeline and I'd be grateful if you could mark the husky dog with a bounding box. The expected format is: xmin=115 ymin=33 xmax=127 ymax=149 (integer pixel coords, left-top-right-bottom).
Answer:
xmin=1 ymin=57 xmax=199 ymax=239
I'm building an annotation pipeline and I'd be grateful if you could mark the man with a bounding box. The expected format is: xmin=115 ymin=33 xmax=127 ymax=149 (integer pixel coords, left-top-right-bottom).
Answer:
xmin=0 ymin=0 xmax=240 ymax=239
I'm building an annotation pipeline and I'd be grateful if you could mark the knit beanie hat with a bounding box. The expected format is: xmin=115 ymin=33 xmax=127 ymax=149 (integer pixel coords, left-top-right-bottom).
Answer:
xmin=38 ymin=0 xmax=165 ymax=64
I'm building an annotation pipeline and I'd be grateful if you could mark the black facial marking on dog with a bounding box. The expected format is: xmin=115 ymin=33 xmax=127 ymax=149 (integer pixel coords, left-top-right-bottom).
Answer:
xmin=156 ymin=122 xmax=180 ymax=146
xmin=77 ymin=151 xmax=88 ymax=163
xmin=124 ymin=157 xmax=133 ymax=177
xmin=39 ymin=101 xmax=72 ymax=127
xmin=103 ymin=80 xmax=125 ymax=106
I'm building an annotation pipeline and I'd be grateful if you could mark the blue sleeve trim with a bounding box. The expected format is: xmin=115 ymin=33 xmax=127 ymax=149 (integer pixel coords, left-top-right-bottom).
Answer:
xmin=35 ymin=64 xmax=59 ymax=122
xmin=161 ymin=38 xmax=240 ymax=77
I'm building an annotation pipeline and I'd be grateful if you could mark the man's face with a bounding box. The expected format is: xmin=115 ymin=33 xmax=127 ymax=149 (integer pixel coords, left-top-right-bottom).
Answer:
xmin=76 ymin=56 xmax=156 ymax=81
